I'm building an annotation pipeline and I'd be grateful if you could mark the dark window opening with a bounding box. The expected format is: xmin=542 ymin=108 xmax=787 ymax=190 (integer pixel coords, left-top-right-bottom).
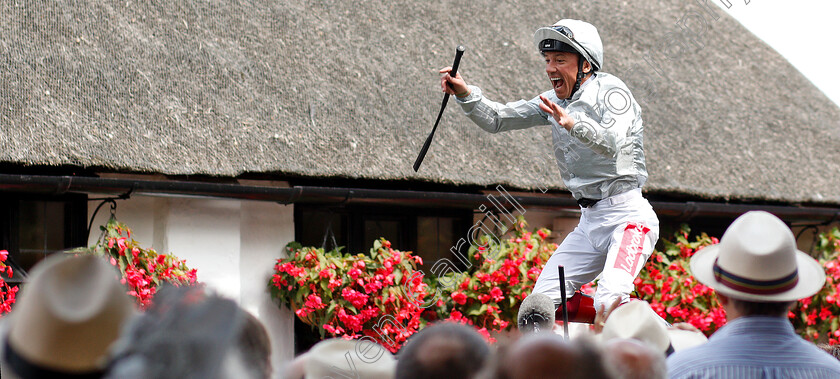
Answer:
xmin=0 ymin=194 xmax=87 ymax=286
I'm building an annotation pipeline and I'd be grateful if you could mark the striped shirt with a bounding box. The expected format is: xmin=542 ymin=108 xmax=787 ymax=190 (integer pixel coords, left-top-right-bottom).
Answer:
xmin=667 ymin=316 xmax=840 ymax=379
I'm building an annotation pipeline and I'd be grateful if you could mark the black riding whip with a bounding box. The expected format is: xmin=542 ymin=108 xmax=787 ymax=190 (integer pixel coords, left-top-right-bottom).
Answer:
xmin=559 ymin=265 xmax=569 ymax=340
xmin=413 ymin=45 xmax=466 ymax=172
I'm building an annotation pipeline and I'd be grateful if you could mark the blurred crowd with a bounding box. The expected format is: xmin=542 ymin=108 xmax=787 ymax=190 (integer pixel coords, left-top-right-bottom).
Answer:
xmin=281 ymin=299 xmax=700 ymax=379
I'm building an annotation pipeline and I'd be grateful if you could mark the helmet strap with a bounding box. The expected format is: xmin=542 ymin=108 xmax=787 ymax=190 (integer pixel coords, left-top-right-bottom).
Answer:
xmin=570 ymin=54 xmax=585 ymax=98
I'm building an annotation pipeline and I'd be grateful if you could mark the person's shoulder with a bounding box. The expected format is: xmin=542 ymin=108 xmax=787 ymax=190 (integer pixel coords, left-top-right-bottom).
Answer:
xmin=666 ymin=343 xmax=717 ymax=371
xmin=574 ymin=72 xmax=639 ymax=112
xmin=796 ymin=338 xmax=840 ymax=371
xmin=666 ymin=336 xmax=742 ymax=375
xmin=590 ymin=72 xmax=633 ymax=94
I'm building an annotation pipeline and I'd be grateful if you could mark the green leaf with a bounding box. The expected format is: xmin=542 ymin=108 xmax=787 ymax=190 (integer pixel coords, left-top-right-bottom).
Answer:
xmin=394 ymin=268 xmax=403 ymax=285
xmin=118 ymin=257 xmax=127 ymax=273
xmin=294 ymin=289 xmax=304 ymax=305
xmin=467 ymin=303 xmax=486 ymax=316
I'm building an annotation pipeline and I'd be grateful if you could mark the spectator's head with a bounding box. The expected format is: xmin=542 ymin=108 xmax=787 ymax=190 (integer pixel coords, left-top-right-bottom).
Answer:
xmin=491 ymin=334 xmax=610 ymax=379
xmin=233 ymin=311 xmax=272 ymax=378
xmin=304 ymin=338 xmax=395 ymax=379
xmin=689 ymin=211 xmax=824 ymax=319
xmin=396 ymin=322 xmax=490 ymax=379
xmin=105 ymin=285 xmax=266 ymax=379
xmin=1 ymin=254 xmax=134 ymax=379
xmin=602 ymin=338 xmax=666 ymax=379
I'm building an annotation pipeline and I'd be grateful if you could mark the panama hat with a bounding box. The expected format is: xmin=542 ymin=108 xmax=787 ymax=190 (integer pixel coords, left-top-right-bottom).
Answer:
xmin=304 ymin=338 xmax=396 ymax=379
xmin=666 ymin=326 xmax=708 ymax=351
xmin=690 ymin=211 xmax=825 ymax=302
xmin=2 ymin=254 xmax=134 ymax=377
xmin=600 ymin=300 xmax=670 ymax=353
xmin=533 ymin=19 xmax=604 ymax=70
xmin=600 ymin=300 xmax=708 ymax=355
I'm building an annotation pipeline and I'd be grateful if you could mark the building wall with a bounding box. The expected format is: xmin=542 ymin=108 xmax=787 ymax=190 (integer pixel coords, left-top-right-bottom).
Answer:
xmin=87 ymin=195 xmax=296 ymax=374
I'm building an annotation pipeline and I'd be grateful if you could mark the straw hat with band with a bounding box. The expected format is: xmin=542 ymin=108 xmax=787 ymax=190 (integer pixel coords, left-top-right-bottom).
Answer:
xmin=690 ymin=211 xmax=825 ymax=302
xmin=1 ymin=254 xmax=134 ymax=378
xmin=533 ymin=19 xmax=604 ymax=98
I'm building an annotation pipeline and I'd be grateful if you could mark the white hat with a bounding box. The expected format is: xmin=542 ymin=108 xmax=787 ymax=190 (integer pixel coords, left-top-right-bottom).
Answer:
xmin=600 ymin=301 xmax=708 ymax=354
xmin=304 ymin=338 xmax=396 ymax=379
xmin=690 ymin=211 xmax=825 ymax=302
xmin=2 ymin=254 xmax=134 ymax=376
xmin=600 ymin=300 xmax=670 ymax=353
xmin=666 ymin=327 xmax=708 ymax=351
xmin=533 ymin=19 xmax=604 ymax=70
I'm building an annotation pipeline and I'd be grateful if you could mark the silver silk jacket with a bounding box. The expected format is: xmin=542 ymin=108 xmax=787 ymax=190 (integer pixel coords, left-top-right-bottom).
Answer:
xmin=454 ymin=72 xmax=648 ymax=200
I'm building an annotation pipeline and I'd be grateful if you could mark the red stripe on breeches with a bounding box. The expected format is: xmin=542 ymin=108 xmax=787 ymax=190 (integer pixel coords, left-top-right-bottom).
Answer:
xmin=613 ymin=223 xmax=651 ymax=275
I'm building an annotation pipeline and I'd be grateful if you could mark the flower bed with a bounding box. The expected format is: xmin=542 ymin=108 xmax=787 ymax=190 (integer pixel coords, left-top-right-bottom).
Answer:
xmin=790 ymin=228 xmax=840 ymax=344
xmin=0 ymin=250 xmax=19 ymax=315
xmin=269 ymin=239 xmax=429 ymax=352
xmin=272 ymin=220 xmax=840 ymax=346
xmin=631 ymin=226 xmax=726 ymax=334
xmin=430 ymin=219 xmax=555 ymax=341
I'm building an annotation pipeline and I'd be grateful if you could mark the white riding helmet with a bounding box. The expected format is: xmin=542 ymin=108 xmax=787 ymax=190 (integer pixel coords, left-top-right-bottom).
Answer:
xmin=534 ymin=19 xmax=603 ymax=71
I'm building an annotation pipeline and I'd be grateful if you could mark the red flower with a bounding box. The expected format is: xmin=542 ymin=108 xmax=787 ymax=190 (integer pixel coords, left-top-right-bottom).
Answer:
xmin=801 ymin=297 xmax=812 ymax=309
xmin=476 ymin=327 xmax=496 ymax=344
xmin=452 ymin=292 xmax=467 ymax=305
xmin=490 ymin=287 xmax=504 ymax=303
xmin=323 ymin=324 xmax=344 ymax=335
xmin=348 ymin=268 xmax=363 ymax=280
xmin=448 ymin=310 xmax=466 ymax=323
xmin=341 ymin=288 xmax=369 ymax=308
xmin=304 ymin=294 xmax=327 ymax=310
xmin=807 ymin=310 xmax=818 ymax=326
xmin=329 ymin=277 xmax=343 ymax=290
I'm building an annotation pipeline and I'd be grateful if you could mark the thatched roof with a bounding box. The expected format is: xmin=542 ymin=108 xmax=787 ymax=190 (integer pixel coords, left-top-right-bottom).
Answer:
xmin=1 ymin=0 xmax=839 ymax=204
